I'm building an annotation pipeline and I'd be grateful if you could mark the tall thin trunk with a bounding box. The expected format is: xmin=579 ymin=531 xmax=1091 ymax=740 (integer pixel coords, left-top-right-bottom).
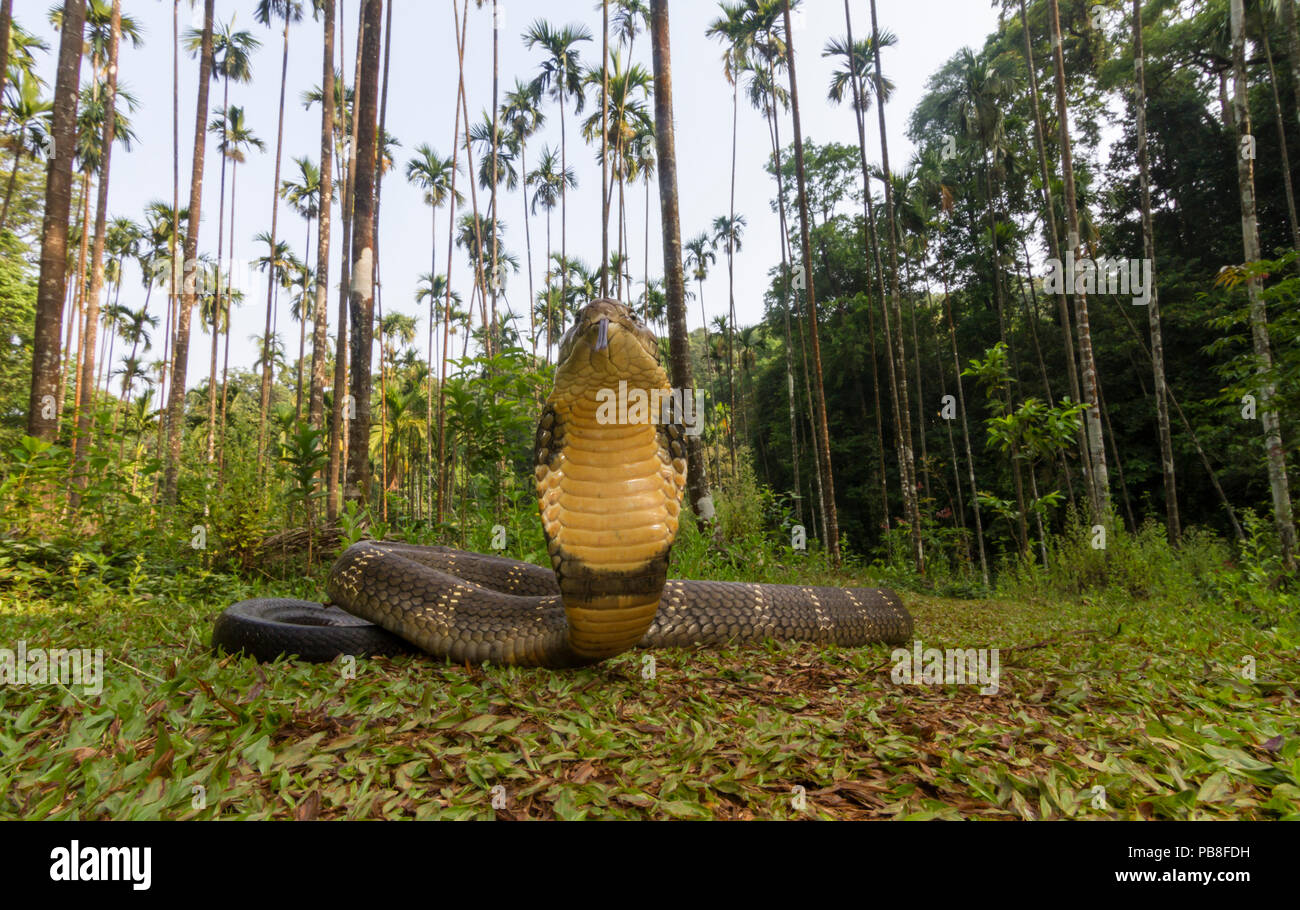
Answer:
xmin=329 ymin=4 xmax=364 ymax=520
xmin=207 ymin=78 xmax=230 ymax=470
xmin=1132 ymin=0 xmax=1180 ymax=542
xmin=295 ymin=216 xmax=311 ymax=419
xmin=257 ymin=3 xmax=295 ymax=474
xmin=1020 ymin=0 xmax=1090 ymax=509
xmin=157 ymin=0 xmax=181 ymax=476
xmin=490 ymin=0 xmax=500 ymax=346
xmin=1229 ymin=0 xmax=1297 ymax=569
xmin=940 ymin=255 xmax=989 ymax=586
xmin=344 ymin=0 xmax=382 ymax=506
xmin=869 ymin=0 xmax=922 ymax=572
xmin=762 ymin=56 xmax=801 ymax=527
xmin=27 ymin=0 xmax=84 ymax=441
xmin=437 ymin=0 xmax=469 ymax=525
xmin=783 ymin=0 xmax=838 ymax=563
xmin=839 ymin=6 xmax=892 ymax=537
xmin=374 ymin=0 xmax=392 ymax=516
xmin=218 ymin=157 xmax=238 ymax=484
xmin=725 ymin=56 xmax=739 ymax=481
xmin=0 ymin=0 xmax=12 ymax=122
xmin=650 ymin=0 xmax=712 ymax=528
xmin=64 ymin=171 xmax=90 ymax=433
xmin=308 ymin=0 xmax=335 ymax=444
xmin=161 ymin=0 xmax=214 ymax=504
xmin=1047 ymin=0 xmax=1109 ymax=522
xmin=74 ymin=0 xmax=120 ymax=491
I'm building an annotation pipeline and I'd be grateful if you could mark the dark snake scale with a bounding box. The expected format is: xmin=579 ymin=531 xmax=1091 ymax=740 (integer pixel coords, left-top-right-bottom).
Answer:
xmin=213 ymin=300 xmax=913 ymax=667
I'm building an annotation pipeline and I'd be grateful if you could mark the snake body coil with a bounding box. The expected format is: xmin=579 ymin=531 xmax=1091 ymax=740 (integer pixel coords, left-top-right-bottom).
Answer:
xmin=213 ymin=300 xmax=912 ymax=667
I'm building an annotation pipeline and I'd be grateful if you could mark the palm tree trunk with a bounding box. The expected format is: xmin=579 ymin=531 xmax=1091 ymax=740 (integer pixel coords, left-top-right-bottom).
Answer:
xmin=1047 ymin=0 xmax=1109 ymax=522
xmin=64 ymin=170 xmax=91 ymax=433
xmin=308 ymin=0 xmax=335 ymax=450
xmin=437 ymin=0 xmax=469 ymax=525
xmin=1229 ymin=0 xmax=1297 ymax=570
xmin=759 ymin=53 xmax=803 ymax=528
xmin=330 ymin=6 xmax=364 ymax=519
xmin=27 ymin=0 xmax=84 ymax=442
xmin=257 ymin=4 xmax=295 ymax=476
xmin=161 ymin=0 xmax=214 ymax=505
xmin=218 ymin=158 xmax=238 ymax=484
xmin=1132 ymin=0 xmax=1180 ymax=543
xmin=345 ymin=0 xmax=383 ymax=506
xmin=0 ymin=0 xmax=12 ymax=125
xmin=783 ymin=0 xmax=839 ymax=563
xmin=296 ymin=216 xmax=311 ymax=419
xmin=158 ymin=0 xmax=181 ymax=483
xmin=869 ymin=0 xmax=923 ymax=572
xmin=73 ymin=0 xmax=122 ymax=495
xmin=650 ymin=0 xmax=713 ymax=529
xmin=207 ymin=77 xmax=230 ymax=470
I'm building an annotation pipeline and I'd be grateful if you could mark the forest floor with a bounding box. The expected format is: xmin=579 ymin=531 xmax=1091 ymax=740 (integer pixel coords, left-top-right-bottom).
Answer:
xmin=0 ymin=546 xmax=1297 ymax=820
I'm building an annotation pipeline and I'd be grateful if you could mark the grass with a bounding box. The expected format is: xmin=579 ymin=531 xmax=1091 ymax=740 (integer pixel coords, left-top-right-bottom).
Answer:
xmin=0 ymin=533 xmax=1297 ymax=820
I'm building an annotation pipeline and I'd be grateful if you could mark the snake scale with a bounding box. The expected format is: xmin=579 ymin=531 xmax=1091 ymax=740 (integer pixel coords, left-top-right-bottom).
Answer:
xmin=213 ymin=299 xmax=912 ymax=667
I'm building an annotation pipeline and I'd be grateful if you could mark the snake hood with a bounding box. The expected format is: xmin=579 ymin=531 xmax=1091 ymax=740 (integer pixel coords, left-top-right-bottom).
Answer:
xmin=536 ymin=298 xmax=688 ymax=661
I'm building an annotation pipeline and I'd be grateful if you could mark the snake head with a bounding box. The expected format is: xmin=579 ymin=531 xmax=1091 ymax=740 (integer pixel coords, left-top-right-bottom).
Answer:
xmin=557 ymin=298 xmax=660 ymax=370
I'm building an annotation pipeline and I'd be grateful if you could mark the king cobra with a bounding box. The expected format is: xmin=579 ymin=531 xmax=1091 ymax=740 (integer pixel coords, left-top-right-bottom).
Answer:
xmin=213 ymin=300 xmax=912 ymax=667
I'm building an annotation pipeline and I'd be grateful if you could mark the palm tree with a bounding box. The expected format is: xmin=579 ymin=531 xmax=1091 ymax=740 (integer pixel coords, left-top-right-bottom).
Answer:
xmin=501 ymin=78 xmax=545 ymax=330
xmin=1044 ymin=0 xmax=1109 ymax=524
xmin=781 ymin=0 xmax=839 ymax=564
xmin=253 ymin=0 xmax=305 ymax=474
xmin=525 ymin=143 xmax=574 ymax=360
xmin=684 ymin=231 xmax=716 ymax=395
xmin=113 ymin=305 xmax=157 ymax=414
xmin=73 ymin=0 xmax=128 ymax=490
xmin=866 ymin=0 xmax=921 ymax=570
xmin=188 ymin=16 xmax=256 ymax=469
xmin=0 ymin=74 xmax=52 ymax=235
xmin=649 ymin=0 xmax=712 ymax=527
xmin=209 ymin=105 xmax=263 ymax=475
xmin=281 ymin=155 xmax=321 ymax=419
xmin=307 ymin=0 xmax=335 ymax=465
xmin=0 ymin=0 xmax=13 ymax=114
xmin=626 ymin=124 xmax=656 ymax=311
xmin=159 ymin=0 xmax=215 ymax=503
xmin=346 ymin=0 xmax=383 ymax=506
xmin=68 ymin=77 xmax=137 ymax=442
xmin=97 ymin=216 xmax=139 ymax=397
xmin=524 ymin=20 xmax=590 ymax=315
xmin=1131 ymin=0 xmax=1179 ymax=544
xmin=405 ymin=145 xmax=460 ymax=512
xmin=415 ymin=266 xmax=452 ymax=513
xmin=711 ymin=212 xmax=745 ymax=476
xmin=27 ymin=0 xmax=85 ymax=442
xmin=934 ymin=46 xmax=1030 ymax=555
xmin=582 ymin=50 xmax=652 ymax=302
xmin=1228 ymin=0 xmax=1297 ymax=569
xmin=824 ymin=12 xmax=903 ymax=555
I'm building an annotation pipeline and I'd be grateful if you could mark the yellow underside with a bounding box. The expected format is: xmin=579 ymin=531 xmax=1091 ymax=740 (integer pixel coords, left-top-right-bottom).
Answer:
xmin=537 ymin=337 xmax=687 ymax=659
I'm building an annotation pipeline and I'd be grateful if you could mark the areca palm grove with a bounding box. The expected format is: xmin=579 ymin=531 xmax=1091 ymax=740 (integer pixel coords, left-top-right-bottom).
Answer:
xmin=3 ymin=0 xmax=1299 ymax=608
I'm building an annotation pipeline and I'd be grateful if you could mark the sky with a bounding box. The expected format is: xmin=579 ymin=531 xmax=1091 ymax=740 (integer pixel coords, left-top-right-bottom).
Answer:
xmin=26 ymin=0 xmax=1002 ymax=390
